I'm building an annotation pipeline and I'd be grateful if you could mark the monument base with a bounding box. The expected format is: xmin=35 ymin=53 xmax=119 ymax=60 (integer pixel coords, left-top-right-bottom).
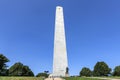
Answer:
xmin=49 ymin=73 xmax=69 ymax=78
xmin=49 ymin=74 xmax=62 ymax=78
xmin=65 ymin=73 xmax=69 ymax=77
xmin=45 ymin=78 xmax=64 ymax=80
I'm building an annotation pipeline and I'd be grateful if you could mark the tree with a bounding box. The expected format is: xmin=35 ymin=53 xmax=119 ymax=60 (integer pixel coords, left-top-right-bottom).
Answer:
xmin=113 ymin=66 xmax=120 ymax=76
xmin=0 ymin=54 xmax=9 ymax=76
xmin=36 ymin=72 xmax=48 ymax=78
xmin=22 ymin=66 xmax=34 ymax=76
xmin=80 ymin=67 xmax=92 ymax=77
xmin=9 ymin=62 xmax=23 ymax=76
xmin=44 ymin=71 xmax=49 ymax=74
xmin=9 ymin=62 xmax=34 ymax=76
xmin=93 ymin=61 xmax=111 ymax=76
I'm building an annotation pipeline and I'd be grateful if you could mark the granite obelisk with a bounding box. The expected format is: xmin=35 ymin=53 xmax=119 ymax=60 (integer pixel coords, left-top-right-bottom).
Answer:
xmin=52 ymin=6 xmax=68 ymax=77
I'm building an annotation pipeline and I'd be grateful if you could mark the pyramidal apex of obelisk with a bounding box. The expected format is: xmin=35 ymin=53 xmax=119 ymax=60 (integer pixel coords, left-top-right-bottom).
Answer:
xmin=49 ymin=6 xmax=69 ymax=77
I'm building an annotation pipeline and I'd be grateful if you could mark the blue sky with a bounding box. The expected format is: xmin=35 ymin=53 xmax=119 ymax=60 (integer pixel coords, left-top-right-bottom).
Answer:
xmin=0 ymin=0 xmax=120 ymax=76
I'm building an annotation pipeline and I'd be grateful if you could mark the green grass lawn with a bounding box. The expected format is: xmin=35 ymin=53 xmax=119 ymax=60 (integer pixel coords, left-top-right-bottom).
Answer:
xmin=1 ymin=77 xmax=120 ymax=80
xmin=0 ymin=77 xmax=43 ymax=80
xmin=65 ymin=76 xmax=120 ymax=80
xmin=64 ymin=77 xmax=102 ymax=80
xmin=108 ymin=76 xmax=120 ymax=79
xmin=0 ymin=77 xmax=102 ymax=80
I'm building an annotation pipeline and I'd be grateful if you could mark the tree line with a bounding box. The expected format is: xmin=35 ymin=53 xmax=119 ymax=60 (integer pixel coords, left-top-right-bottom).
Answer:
xmin=0 ymin=54 xmax=48 ymax=77
xmin=1 ymin=54 xmax=120 ymax=77
xmin=80 ymin=61 xmax=120 ymax=77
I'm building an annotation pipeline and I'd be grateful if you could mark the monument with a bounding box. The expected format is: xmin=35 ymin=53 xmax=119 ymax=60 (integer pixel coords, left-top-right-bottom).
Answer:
xmin=50 ymin=6 xmax=69 ymax=77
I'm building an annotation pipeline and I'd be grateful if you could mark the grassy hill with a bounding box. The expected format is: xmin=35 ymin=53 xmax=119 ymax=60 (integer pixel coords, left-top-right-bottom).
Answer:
xmin=0 ymin=77 xmax=102 ymax=80
xmin=65 ymin=77 xmax=102 ymax=80
xmin=65 ymin=77 xmax=120 ymax=80
xmin=1 ymin=76 xmax=120 ymax=80
xmin=0 ymin=77 xmax=43 ymax=80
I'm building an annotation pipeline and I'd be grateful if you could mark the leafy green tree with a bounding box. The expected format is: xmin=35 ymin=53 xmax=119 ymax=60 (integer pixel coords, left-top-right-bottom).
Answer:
xmin=93 ymin=61 xmax=111 ymax=76
xmin=113 ymin=66 xmax=120 ymax=76
xmin=9 ymin=62 xmax=23 ymax=76
xmin=36 ymin=72 xmax=48 ymax=78
xmin=44 ymin=71 xmax=49 ymax=74
xmin=80 ymin=67 xmax=92 ymax=77
xmin=9 ymin=62 xmax=34 ymax=76
xmin=22 ymin=66 xmax=34 ymax=76
xmin=0 ymin=54 xmax=9 ymax=76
